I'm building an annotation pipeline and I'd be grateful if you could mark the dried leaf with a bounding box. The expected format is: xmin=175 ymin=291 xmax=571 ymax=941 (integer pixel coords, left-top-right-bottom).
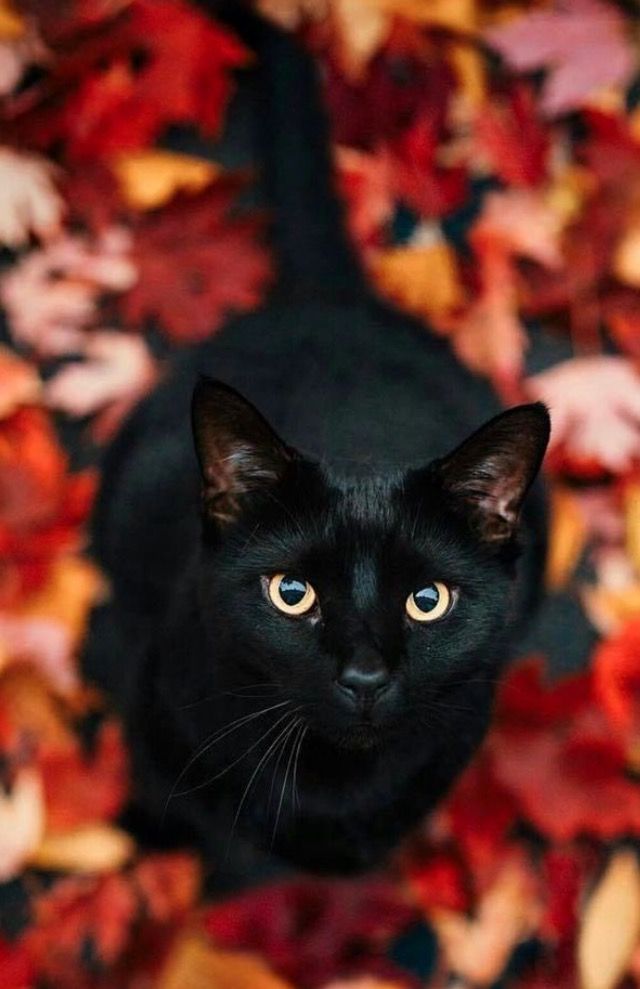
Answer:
xmin=372 ymin=241 xmax=463 ymax=321
xmin=158 ymin=935 xmax=293 ymax=989
xmin=527 ymin=357 xmax=640 ymax=474
xmin=31 ymin=823 xmax=135 ymax=873
xmin=485 ymin=0 xmax=635 ymax=118
xmin=0 ymin=148 xmax=63 ymax=247
xmin=545 ymin=486 xmax=588 ymax=590
xmin=0 ymin=346 xmax=41 ymax=419
xmin=578 ymin=849 xmax=640 ymax=989
xmin=44 ymin=331 xmax=158 ymax=440
xmin=121 ymin=181 xmax=272 ymax=341
xmin=0 ymin=767 xmax=45 ymax=881
xmin=0 ymin=1 xmax=25 ymax=39
xmin=112 ymin=150 xmax=219 ymax=211
xmin=430 ymin=854 xmax=542 ymax=986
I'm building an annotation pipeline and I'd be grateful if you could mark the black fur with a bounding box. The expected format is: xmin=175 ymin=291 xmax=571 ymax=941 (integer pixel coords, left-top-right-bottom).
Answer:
xmin=85 ymin=11 xmax=550 ymax=884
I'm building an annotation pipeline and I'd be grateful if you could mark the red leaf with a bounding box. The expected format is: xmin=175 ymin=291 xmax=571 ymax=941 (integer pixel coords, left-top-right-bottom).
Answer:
xmin=40 ymin=719 xmax=129 ymax=830
xmin=120 ymin=181 xmax=273 ymax=342
xmin=204 ymin=878 xmax=418 ymax=988
xmin=24 ymin=874 xmax=138 ymax=982
xmin=594 ymin=619 xmax=640 ymax=738
xmin=6 ymin=0 xmax=248 ymax=160
xmin=474 ymin=82 xmax=549 ymax=187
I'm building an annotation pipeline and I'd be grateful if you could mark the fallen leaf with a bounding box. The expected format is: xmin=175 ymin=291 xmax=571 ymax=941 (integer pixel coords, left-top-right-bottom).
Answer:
xmin=527 ymin=356 xmax=640 ymax=474
xmin=44 ymin=330 xmax=158 ymax=440
xmin=545 ymin=486 xmax=588 ymax=590
xmin=577 ymin=849 xmax=640 ymax=989
xmin=0 ymin=767 xmax=45 ymax=882
xmin=0 ymin=0 xmax=25 ymax=39
xmin=121 ymin=180 xmax=272 ymax=341
xmin=158 ymin=935 xmax=294 ymax=989
xmin=0 ymin=147 xmax=63 ymax=247
xmin=0 ymin=346 xmax=41 ymax=419
xmin=112 ymin=149 xmax=219 ymax=211
xmin=31 ymin=823 xmax=135 ymax=873
xmin=485 ymin=0 xmax=636 ymax=118
xmin=430 ymin=854 xmax=542 ymax=986
xmin=372 ymin=241 xmax=463 ymax=322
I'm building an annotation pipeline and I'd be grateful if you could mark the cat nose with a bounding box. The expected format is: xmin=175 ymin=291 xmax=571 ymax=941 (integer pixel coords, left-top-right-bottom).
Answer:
xmin=336 ymin=664 xmax=390 ymax=704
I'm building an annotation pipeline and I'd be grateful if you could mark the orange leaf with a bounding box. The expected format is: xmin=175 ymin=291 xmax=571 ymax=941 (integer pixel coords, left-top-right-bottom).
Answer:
xmin=158 ymin=935 xmax=294 ymax=989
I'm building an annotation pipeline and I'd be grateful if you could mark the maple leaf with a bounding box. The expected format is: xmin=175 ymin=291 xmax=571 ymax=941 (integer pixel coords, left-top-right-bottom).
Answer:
xmin=120 ymin=180 xmax=273 ymax=342
xmin=593 ymin=619 xmax=640 ymax=740
xmin=44 ymin=330 xmax=158 ymax=442
xmin=490 ymin=661 xmax=640 ymax=841
xmin=6 ymin=0 xmax=248 ymax=160
xmin=526 ymin=356 xmax=640 ymax=474
xmin=1 ymin=229 xmax=137 ymax=357
xmin=0 ymin=767 xmax=45 ymax=882
xmin=485 ymin=0 xmax=636 ymax=118
xmin=40 ymin=719 xmax=129 ymax=830
xmin=0 ymin=147 xmax=63 ymax=248
xmin=0 ymin=346 xmax=40 ymax=420
xmin=473 ymin=82 xmax=549 ymax=187
xmin=24 ymin=873 xmax=139 ymax=981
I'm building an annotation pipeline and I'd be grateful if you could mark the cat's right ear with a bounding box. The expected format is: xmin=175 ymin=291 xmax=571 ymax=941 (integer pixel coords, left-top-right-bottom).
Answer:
xmin=192 ymin=378 xmax=295 ymax=525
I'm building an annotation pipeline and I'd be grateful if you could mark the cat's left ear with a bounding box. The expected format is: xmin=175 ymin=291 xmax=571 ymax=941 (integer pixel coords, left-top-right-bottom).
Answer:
xmin=192 ymin=377 xmax=295 ymax=524
xmin=435 ymin=403 xmax=550 ymax=545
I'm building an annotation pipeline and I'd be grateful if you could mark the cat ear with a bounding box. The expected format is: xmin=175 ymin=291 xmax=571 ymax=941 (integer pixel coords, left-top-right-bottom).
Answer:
xmin=435 ymin=403 xmax=550 ymax=545
xmin=192 ymin=377 xmax=295 ymax=524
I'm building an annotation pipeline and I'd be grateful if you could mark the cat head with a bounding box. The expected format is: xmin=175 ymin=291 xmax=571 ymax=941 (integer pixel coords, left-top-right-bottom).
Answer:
xmin=191 ymin=377 xmax=550 ymax=752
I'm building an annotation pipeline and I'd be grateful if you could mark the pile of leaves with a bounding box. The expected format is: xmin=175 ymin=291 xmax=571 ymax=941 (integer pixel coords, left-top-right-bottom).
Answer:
xmin=3 ymin=0 xmax=640 ymax=987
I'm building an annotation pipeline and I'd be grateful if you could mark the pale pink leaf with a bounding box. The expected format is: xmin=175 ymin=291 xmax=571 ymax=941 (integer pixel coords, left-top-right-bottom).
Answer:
xmin=44 ymin=331 xmax=158 ymax=438
xmin=527 ymin=356 xmax=640 ymax=473
xmin=0 ymin=148 xmax=64 ymax=248
xmin=485 ymin=0 xmax=636 ymax=117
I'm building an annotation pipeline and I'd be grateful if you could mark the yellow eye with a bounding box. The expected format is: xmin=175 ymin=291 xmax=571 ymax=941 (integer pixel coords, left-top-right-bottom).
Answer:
xmin=406 ymin=581 xmax=452 ymax=623
xmin=268 ymin=574 xmax=317 ymax=616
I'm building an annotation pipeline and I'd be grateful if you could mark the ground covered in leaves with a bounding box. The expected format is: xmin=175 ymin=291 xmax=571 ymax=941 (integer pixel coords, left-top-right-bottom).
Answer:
xmin=3 ymin=0 xmax=640 ymax=987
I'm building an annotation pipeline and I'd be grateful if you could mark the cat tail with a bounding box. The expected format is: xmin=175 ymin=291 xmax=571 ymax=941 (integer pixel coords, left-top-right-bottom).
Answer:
xmin=213 ymin=3 xmax=368 ymax=303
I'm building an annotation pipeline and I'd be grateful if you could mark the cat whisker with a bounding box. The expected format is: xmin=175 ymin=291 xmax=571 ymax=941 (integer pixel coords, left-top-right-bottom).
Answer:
xmin=225 ymin=712 xmax=303 ymax=859
xmin=175 ymin=681 xmax=282 ymax=710
xmin=291 ymin=722 xmax=307 ymax=816
xmin=271 ymin=717 xmax=303 ymax=848
xmin=163 ymin=699 xmax=290 ymax=817
xmin=173 ymin=707 xmax=297 ymax=798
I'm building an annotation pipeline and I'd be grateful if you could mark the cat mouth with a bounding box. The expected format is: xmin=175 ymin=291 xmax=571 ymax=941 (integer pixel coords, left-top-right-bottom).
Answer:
xmin=340 ymin=720 xmax=380 ymax=751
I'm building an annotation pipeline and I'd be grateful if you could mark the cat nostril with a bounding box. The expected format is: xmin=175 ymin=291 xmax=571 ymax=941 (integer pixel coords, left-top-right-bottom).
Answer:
xmin=336 ymin=666 xmax=390 ymax=702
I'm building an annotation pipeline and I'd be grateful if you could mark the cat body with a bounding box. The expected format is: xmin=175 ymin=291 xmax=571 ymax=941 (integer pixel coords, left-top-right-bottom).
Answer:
xmin=86 ymin=11 xmax=549 ymax=882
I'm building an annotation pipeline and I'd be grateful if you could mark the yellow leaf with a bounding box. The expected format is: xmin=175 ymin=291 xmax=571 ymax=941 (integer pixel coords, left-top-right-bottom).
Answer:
xmin=0 ymin=768 xmax=45 ymax=881
xmin=450 ymin=43 xmax=486 ymax=109
xmin=31 ymin=823 xmax=135 ymax=873
xmin=578 ymin=849 xmax=640 ymax=989
xmin=365 ymin=0 xmax=477 ymax=33
xmin=545 ymin=485 xmax=587 ymax=590
xmin=257 ymin=0 xmax=329 ymax=29
xmin=112 ymin=151 xmax=220 ymax=211
xmin=625 ymin=482 xmax=640 ymax=575
xmin=582 ymin=584 xmax=640 ymax=637
xmin=372 ymin=243 xmax=463 ymax=322
xmin=614 ymin=226 xmax=640 ymax=288
xmin=158 ymin=935 xmax=293 ymax=989
xmin=332 ymin=0 xmax=391 ymax=79
xmin=0 ymin=1 xmax=24 ymax=39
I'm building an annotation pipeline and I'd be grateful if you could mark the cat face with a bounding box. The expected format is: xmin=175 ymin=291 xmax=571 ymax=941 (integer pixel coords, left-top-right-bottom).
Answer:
xmin=192 ymin=378 xmax=550 ymax=753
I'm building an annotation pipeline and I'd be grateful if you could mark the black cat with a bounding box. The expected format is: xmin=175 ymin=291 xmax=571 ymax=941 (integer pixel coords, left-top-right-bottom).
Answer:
xmin=86 ymin=9 xmax=550 ymax=882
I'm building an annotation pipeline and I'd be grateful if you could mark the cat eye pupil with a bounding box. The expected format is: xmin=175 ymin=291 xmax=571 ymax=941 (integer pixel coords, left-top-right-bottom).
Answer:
xmin=279 ymin=577 xmax=307 ymax=606
xmin=414 ymin=584 xmax=440 ymax=612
